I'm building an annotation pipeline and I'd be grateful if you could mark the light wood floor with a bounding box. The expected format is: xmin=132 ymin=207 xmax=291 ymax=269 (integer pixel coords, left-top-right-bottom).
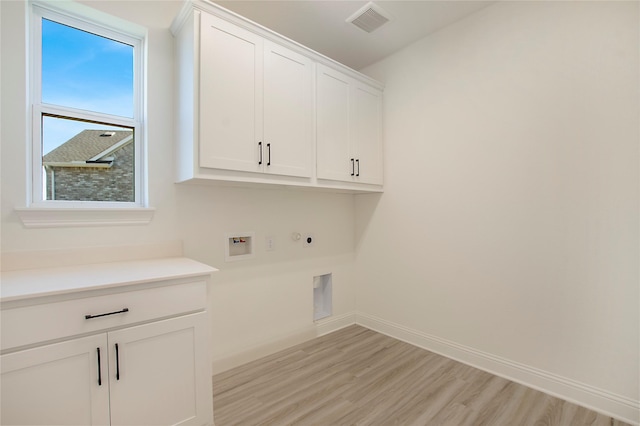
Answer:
xmin=212 ymin=325 xmax=630 ymax=426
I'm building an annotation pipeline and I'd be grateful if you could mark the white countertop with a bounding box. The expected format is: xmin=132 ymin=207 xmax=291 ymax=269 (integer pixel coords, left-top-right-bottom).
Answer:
xmin=1 ymin=257 xmax=218 ymax=303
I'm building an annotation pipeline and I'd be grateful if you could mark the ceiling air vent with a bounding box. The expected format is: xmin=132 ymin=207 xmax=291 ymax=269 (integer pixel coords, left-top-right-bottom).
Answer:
xmin=346 ymin=2 xmax=392 ymax=33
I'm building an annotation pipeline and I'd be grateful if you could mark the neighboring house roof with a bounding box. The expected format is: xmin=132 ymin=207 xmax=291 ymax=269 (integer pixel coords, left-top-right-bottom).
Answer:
xmin=43 ymin=129 xmax=133 ymax=168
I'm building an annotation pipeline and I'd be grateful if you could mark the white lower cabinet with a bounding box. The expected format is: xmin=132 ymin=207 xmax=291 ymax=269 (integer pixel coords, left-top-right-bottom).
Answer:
xmin=1 ymin=334 xmax=110 ymax=425
xmin=109 ymin=313 xmax=209 ymax=426
xmin=1 ymin=313 xmax=209 ymax=426
xmin=0 ymin=258 xmax=216 ymax=426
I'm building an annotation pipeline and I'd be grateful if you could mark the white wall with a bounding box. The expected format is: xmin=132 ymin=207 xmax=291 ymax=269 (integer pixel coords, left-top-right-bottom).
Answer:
xmin=357 ymin=0 xmax=639 ymax=422
xmin=176 ymin=184 xmax=357 ymax=371
xmin=0 ymin=0 xmax=356 ymax=370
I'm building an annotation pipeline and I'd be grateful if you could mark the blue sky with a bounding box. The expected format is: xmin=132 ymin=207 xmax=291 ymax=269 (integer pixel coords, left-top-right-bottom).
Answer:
xmin=41 ymin=18 xmax=134 ymax=154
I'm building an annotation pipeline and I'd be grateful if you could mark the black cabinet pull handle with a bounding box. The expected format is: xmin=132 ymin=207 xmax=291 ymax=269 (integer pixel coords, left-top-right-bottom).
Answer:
xmin=351 ymin=158 xmax=355 ymax=176
xmin=258 ymin=141 xmax=263 ymax=165
xmin=85 ymin=308 xmax=129 ymax=320
xmin=356 ymin=159 xmax=360 ymax=177
xmin=97 ymin=347 xmax=102 ymax=386
xmin=115 ymin=343 xmax=120 ymax=380
xmin=267 ymin=143 xmax=271 ymax=166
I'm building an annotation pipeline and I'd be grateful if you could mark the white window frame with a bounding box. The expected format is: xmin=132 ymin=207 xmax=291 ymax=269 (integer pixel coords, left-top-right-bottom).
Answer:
xmin=28 ymin=1 xmax=147 ymax=211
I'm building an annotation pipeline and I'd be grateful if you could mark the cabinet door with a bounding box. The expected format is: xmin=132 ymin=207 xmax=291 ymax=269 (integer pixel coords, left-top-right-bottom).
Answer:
xmin=316 ymin=64 xmax=353 ymax=182
xmin=199 ymin=12 xmax=263 ymax=173
xmin=351 ymin=83 xmax=383 ymax=185
xmin=108 ymin=313 xmax=211 ymax=426
xmin=1 ymin=334 xmax=110 ymax=425
xmin=263 ymin=40 xmax=312 ymax=177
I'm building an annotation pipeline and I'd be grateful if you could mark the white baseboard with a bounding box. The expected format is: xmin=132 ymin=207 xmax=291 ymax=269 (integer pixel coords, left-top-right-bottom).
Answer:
xmin=211 ymin=313 xmax=358 ymax=376
xmin=315 ymin=312 xmax=357 ymax=336
xmin=211 ymin=325 xmax=318 ymax=376
xmin=356 ymin=312 xmax=640 ymax=425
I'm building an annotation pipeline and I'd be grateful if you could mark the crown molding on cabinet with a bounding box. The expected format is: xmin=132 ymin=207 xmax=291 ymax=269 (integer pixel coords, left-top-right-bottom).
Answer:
xmin=171 ymin=0 xmax=384 ymax=92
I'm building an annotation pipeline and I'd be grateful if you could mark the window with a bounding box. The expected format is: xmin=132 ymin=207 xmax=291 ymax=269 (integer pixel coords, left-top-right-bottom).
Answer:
xmin=30 ymin=2 xmax=145 ymax=208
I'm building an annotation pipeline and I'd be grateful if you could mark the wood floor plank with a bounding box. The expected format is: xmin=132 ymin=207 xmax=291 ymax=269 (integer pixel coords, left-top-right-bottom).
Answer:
xmin=212 ymin=325 xmax=631 ymax=426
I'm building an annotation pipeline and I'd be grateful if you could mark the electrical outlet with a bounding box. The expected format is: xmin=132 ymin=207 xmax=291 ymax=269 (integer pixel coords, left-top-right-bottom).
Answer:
xmin=303 ymin=234 xmax=315 ymax=248
xmin=265 ymin=236 xmax=276 ymax=251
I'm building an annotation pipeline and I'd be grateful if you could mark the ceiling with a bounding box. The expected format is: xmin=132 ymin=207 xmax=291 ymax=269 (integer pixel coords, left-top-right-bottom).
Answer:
xmin=213 ymin=1 xmax=495 ymax=70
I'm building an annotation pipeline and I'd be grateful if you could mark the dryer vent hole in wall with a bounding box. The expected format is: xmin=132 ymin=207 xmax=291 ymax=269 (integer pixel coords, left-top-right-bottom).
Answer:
xmin=313 ymin=273 xmax=332 ymax=321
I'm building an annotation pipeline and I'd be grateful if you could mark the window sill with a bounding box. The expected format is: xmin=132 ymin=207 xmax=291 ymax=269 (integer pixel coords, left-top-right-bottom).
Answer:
xmin=15 ymin=207 xmax=155 ymax=228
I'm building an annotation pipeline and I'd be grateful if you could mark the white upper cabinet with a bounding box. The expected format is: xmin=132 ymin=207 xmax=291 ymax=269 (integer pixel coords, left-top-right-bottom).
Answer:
xmin=317 ymin=64 xmax=383 ymax=186
xmin=316 ymin=65 xmax=352 ymax=183
xmin=199 ymin=14 xmax=263 ymax=174
xmin=199 ymin=14 xmax=312 ymax=178
xmin=173 ymin=1 xmax=383 ymax=192
xmin=351 ymin=83 xmax=383 ymax=185
xmin=263 ymin=40 xmax=313 ymax=178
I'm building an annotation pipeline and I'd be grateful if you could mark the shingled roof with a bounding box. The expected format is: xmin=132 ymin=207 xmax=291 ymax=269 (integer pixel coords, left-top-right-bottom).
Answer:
xmin=43 ymin=129 xmax=133 ymax=166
